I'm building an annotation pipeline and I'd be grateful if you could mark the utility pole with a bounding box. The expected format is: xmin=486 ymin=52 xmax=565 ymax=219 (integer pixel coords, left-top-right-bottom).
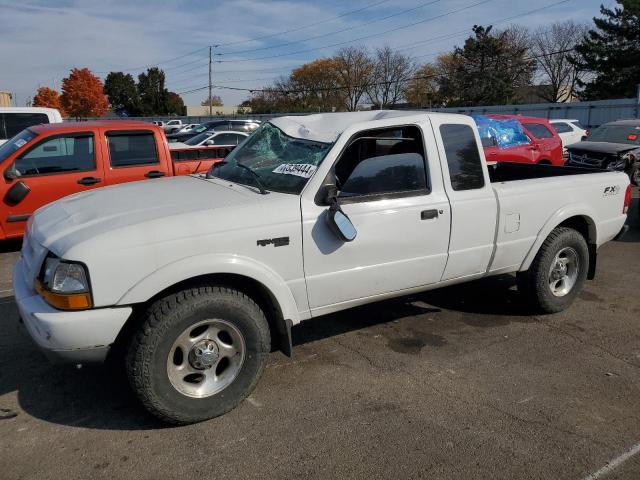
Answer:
xmin=208 ymin=46 xmax=213 ymax=116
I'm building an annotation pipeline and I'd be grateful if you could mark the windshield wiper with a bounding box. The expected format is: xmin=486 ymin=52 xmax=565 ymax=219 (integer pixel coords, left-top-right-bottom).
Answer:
xmin=207 ymin=161 xmax=269 ymax=195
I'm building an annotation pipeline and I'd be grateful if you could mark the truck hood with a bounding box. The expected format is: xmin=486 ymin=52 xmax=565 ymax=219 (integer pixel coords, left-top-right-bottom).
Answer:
xmin=31 ymin=175 xmax=278 ymax=252
xmin=566 ymin=142 xmax=639 ymax=155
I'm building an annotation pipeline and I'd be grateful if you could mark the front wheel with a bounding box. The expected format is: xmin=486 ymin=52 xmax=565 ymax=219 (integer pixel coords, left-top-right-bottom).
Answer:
xmin=126 ymin=286 xmax=270 ymax=424
xmin=517 ymin=227 xmax=589 ymax=314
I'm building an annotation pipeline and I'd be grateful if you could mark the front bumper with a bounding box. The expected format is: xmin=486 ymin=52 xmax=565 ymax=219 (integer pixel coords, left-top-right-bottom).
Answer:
xmin=13 ymin=256 xmax=132 ymax=364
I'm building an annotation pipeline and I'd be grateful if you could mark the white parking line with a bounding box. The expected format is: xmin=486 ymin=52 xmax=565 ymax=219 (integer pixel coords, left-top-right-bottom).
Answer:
xmin=582 ymin=442 xmax=640 ymax=480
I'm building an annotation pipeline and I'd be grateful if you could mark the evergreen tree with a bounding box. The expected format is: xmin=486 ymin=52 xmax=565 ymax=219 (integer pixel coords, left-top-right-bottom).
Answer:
xmin=571 ymin=1 xmax=640 ymax=100
xmin=438 ymin=25 xmax=535 ymax=106
xmin=137 ymin=67 xmax=170 ymax=115
xmin=104 ymin=72 xmax=141 ymax=116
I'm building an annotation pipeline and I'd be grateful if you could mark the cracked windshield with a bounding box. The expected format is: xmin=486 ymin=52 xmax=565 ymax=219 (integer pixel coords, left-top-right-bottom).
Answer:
xmin=207 ymin=122 xmax=332 ymax=194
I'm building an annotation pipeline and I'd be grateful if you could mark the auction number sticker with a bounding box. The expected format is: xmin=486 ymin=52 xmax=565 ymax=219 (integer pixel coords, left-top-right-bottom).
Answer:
xmin=272 ymin=163 xmax=317 ymax=178
xmin=15 ymin=139 xmax=27 ymax=148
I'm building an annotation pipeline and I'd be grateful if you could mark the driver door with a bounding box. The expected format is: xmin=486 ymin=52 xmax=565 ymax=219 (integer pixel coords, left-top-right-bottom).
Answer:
xmin=1 ymin=132 xmax=103 ymax=238
xmin=300 ymin=124 xmax=450 ymax=315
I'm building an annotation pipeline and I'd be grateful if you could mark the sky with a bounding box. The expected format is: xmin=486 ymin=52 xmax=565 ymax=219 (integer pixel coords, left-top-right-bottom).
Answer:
xmin=0 ymin=0 xmax=620 ymax=108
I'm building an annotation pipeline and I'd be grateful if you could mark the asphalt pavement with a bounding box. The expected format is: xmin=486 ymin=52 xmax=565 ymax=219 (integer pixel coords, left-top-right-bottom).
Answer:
xmin=0 ymin=193 xmax=639 ymax=480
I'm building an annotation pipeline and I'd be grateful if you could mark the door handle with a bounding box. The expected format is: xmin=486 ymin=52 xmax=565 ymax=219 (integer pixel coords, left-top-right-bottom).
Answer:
xmin=421 ymin=209 xmax=439 ymax=220
xmin=77 ymin=176 xmax=102 ymax=186
xmin=145 ymin=170 xmax=166 ymax=178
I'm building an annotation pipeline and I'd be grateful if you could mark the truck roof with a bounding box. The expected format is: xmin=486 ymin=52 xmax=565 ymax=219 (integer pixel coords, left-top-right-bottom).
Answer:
xmin=269 ymin=110 xmax=454 ymax=143
xmin=29 ymin=120 xmax=156 ymax=134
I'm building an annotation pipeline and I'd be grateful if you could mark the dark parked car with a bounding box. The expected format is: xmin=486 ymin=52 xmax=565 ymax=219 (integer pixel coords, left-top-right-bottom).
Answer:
xmin=566 ymin=120 xmax=640 ymax=185
xmin=165 ymin=120 xmax=261 ymax=143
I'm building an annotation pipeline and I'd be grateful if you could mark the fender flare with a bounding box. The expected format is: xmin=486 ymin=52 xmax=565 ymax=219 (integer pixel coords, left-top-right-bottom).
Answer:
xmin=116 ymin=253 xmax=301 ymax=325
xmin=519 ymin=203 xmax=598 ymax=272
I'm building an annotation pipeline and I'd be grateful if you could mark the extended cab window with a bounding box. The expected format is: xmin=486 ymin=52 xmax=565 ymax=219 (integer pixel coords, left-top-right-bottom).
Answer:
xmin=1 ymin=113 xmax=49 ymax=140
xmin=107 ymin=131 xmax=159 ymax=167
xmin=335 ymin=126 xmax=428 ymax=200
xmin=523 ymin=123 xmax=554 ymax=139
xmin=13 ymin=134 xmax=95 ymax=176
xmin=439 ymin=124 xmax=485 ymax=191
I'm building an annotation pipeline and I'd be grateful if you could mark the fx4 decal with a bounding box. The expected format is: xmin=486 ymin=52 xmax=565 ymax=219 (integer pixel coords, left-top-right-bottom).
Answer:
xmin=603 ymin=185 xmax=620 ymax=196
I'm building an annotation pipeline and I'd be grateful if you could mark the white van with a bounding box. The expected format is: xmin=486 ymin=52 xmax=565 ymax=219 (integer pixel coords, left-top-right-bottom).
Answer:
xmin=0 ymin=107 xmax=63 ymax=145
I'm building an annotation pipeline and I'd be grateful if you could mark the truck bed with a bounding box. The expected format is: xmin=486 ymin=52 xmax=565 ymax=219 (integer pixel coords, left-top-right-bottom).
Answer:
xmin=488 ymin=161 xmax=600 ymax=183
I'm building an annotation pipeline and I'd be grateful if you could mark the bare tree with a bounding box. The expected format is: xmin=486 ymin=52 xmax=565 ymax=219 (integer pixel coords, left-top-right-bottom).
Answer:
xmin=334 ymin=46 xmax=374 ymax=111
xmin=367 ymin=46 xmax=415 ymax=108
xmin=532 ymin=21 xmax=589 ymax=102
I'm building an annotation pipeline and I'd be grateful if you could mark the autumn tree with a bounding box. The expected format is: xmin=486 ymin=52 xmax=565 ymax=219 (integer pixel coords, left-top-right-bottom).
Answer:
xmin=334 ymin=46 xmax=374 ymax=111
xmin=104 ymin=72 xmax=140 ymax=115
xmin=403 ymin=63 xmax=441 ymax=108
xmin=288 ymin=58 xmax=344 ymax=112
xmin=33 ymin=87 xmax=65 ymax=115
xmin=60 ymin=68 xmax=109 ymax=118
xmin=201 ymin=94 xmax=223 ymax=107
xmin=167 ymin=92 xmax=185 ymax=115
xmin=571 ymin=1 xmax=640 ymax=100
xmin=438 ymin=25 xmax=535 ymax=106
xmin=367 ymin=46 xmax=415 ymax=108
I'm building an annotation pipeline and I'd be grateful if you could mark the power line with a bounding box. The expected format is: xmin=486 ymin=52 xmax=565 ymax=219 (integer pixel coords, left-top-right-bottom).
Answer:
xmin=215 ymin=0 xmax=495 ymax=63
xmin=94 ymin=0 xmax=394 ymax=74
xmin=215 ymin=0 xmax=394 ymax=48
xmin=176 ymin=46 xmax=579 ymax=96
xmin=95 ymin=46 xmax=208 ymax=74
xmin=220 ymin=0 xmax=443 ymax=56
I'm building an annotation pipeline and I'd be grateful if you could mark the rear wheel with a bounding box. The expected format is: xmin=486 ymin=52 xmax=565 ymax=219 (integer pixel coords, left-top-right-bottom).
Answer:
xmin=517 ymin=227 xmax=588 ymax=313
xmin=126 ymin=285 xmax=270 ymax=424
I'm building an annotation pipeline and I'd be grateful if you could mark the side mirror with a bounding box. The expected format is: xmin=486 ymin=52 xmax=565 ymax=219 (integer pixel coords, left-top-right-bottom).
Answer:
xmin=4 ymin=168 xmax=18 ymax=181
xmin=205 ymin=139 xmax=215 ymax=145
xmin=326 ymin=203 xmax=357 ymax=242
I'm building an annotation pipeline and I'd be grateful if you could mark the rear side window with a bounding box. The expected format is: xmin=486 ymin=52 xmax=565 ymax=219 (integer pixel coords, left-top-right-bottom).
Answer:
xmin=439 ymin=124 xmax=485 ymax=191
xmin=523 ymin=123 xmax=554 ymax=139
xmin=1 ymin=113 xmax=50 ymax=140
xmin=551 ymin=122 xmax=572 ymax=133
xmin=107 ymin=131 xmax=159 ymax=167
xmin=14 ymin=134 xmax=95 ymax=176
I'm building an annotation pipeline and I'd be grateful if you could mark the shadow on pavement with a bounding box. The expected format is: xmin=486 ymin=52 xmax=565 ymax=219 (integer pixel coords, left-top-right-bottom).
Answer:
xmin=1 ymin=273 xmax=537 ymax=430
xmin=0 ymin=239 xmax=22 ymax=254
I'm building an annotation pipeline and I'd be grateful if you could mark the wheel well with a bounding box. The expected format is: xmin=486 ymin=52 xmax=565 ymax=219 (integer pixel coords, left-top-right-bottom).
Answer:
xmin=557 ymin=215 xmax=595 ymax=244
xmin=557 ymin=215 xmax=597 ymax=279
xmin=111 ymin=273 xmax=292 ymax=362
xmin=538 ymin=160 xmax=551 ymax=165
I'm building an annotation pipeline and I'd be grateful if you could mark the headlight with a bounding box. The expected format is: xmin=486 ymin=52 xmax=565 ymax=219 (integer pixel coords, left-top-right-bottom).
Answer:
xmin=36 ymin=253 xmax=92 ymax=310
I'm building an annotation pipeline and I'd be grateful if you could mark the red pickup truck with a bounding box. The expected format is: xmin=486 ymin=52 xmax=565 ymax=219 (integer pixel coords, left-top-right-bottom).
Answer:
xmin=481 ymin=114 xmax=564 ymax=166
xmin=0 ymin=120 xmax=232 ymax=240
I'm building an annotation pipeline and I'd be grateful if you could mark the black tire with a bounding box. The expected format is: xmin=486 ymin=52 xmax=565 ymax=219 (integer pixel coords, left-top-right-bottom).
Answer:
xmin=516 ymin=227 xmax=589 ymax=314
xmin=126 ymin=285 xmax=270 ymax=424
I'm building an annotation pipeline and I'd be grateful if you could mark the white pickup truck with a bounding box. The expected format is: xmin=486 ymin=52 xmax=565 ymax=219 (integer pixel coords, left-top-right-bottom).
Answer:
xmin=13 ymin=111 xmax=630 ymax=424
